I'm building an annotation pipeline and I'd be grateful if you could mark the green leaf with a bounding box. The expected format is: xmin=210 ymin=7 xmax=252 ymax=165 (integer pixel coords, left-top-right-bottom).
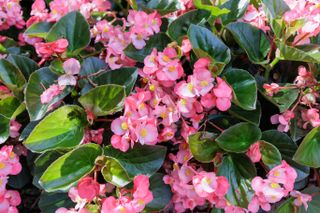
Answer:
xmin=188 ymin=24 xmax=231 ymax=72
xmin=226 ymin=22 xmax=270 ymax=64
xmin=194 ymin=0 xmax=230 ymax=16
xmin=93 ymin=67 xmax=138 ymax=95
xmin=277 ymin=42 xmax=320 ymax=63
xmin=259 ymin=140 xmax=282 ymax=168
xmin=168 ymin=10 xmax=210 ymax=42
xmin=216 ymin=122 xmax=261 ymax=153
xmin=262 ymin=0 xmax=290 ymax=19
xmin=0 ymin=59 xmax=26 ymax=96
xmin=0 ymin=114 xmax=10 ymax=144
xmin=189 ymin=131 xmax=221 ymax=163
xmin=25 ymin=67 xmax=72 ymax=121
xmin=265 ymin=86 xmax=299 ymax=112
xmin=0 ymin=96 xmax=23 ymax=144
xmin=275 ymin=197 xmax=295 ymax=213
xmin=220 ymin=0 xmax=249 ymax=25
xmin=7 ymin=54 xmax=39 ymax=79
xmin=25 ymin=22 xmax=53 ymax=39
xmin=33 ymin=151 xmax=64 ymax=189
xmin=49 ymin=59 xmax=64 ymax=75
xmin=224 ymin=68 xmax=257 ymax=110
xmin=228 ymin=101 xmax=261 ymax=125
xmin=78 ymin=85 xmax=126 ymax=117
xmin=294 ymin=127 xmax=320 ymax=168
xmin=261 ymin=130 xmax=310 ymax=182
xmin=8 ymin=158 xmax=31 ymax=189
xmin=39 ymin=192 xmax=74 ymax=213
xmin=145 ymin=173 xmax=172 ymax=211
xmin=79 ymin=57 xmax=106 ymax=77
xmin=217 ymin=154 xmax=256 ymax=207
xmin=124 ymin=33 xmax=172 ymax=63
xmin=40 ymin=143 xmax=102 ymax=192
xmin=138 ymin=0 xmax=181 ymax=15
xmin=101 ymin=157 xmax=131 ymax=187
xmin=24 ymin=105 xmax=87 ymax=153
xmin=102 ymin=145 xmax=167 ymax=187
xmin=46 ymin=11 xmax=90 ymax=55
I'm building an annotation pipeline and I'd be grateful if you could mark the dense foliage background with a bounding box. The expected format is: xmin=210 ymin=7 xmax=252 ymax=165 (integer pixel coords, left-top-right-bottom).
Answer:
xmin=0 ymin=0 xmax=320 ymax=212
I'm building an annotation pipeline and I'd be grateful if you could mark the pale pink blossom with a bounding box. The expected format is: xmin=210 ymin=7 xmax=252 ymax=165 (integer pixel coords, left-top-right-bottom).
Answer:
xmin=40 ymin=84 xmax=64 ymax=104
xmin=290 ymin=190 xmax=312 ymax=210
xmin=246 ymin=142 xmax=261 ymax=163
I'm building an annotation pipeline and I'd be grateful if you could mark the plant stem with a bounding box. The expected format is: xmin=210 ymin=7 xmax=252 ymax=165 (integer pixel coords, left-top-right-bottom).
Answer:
xmin=208 ymin=121 xmax=224 ymax=132
xmin=264 ymin=57 xmax=280 ymax=80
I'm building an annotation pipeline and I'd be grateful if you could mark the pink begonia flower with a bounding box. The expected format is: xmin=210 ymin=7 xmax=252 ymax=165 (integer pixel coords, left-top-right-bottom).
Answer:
xmin=290 ymin=190 xmax=312 ymax=210
xmin=9 ymin=120 xmax=22 ymax=138
xmin=136 ymin=121 xmax=158 ymax=145
xmin=143 ymin=48 xmax=159 ymax=74
xmin=193 ymin=171 xmax=229 ymax=199
xmin=295 ymin=66 xmax=317 ymax=87
xmin=301 ymin=108 xmax=320 ymax=128
xmin=132 ymin=175 xmax=153 ymax=211
xmin=4 ymin=190 xmax=21 ymax=207
xmin=35 ymin=39 xmax=68 ymax=59
xmin=40 ymin=84 xmax=64 ymax=104
xmin=240 ymin=4 xmax=270 ymax=32
xmin=63 ymin=58 xmax=81 ymax=75
xmin=0 ymin=146 xmax=22 ymax=177
xmin=83 ymin=128 xmax=104 ymax=145
xmin=77 ymin=177 xmax=100 ymax=202
xmin=212 ymin=77 xmax=232 ymax=111
xmin=181 ymin=38 xmax=192 ymax=55
xmin=68 ymin=187 xmax=87 ymax=210
xmin=267 ymin=160 xmax=297 ymax=193
xmin=110 ymin=135 xmax=130 ymax=152
xmin=0 ymin=0 xmax=25 ymax=31
xmin=0 ymin=177 xmax=8 ymax=196
xmin=270 ymin=110 xmax=295 ymax=132
xmin=263 ymin=83 xmax=280 ymax=96
xmin=58 ymin=58 xmax=81 ymax=86
xmin=246 ymin=142 xmax=261 ymax=163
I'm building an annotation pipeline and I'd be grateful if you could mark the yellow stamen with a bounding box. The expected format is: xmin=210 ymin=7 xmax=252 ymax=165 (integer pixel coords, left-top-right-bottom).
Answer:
xmin=168 ymin=66 xmax=176 ymax=72
xmin=0 ymin=163 xmax=5 ymax=169
xmin=149 ymin=85 xmax=155 ymax=91
xmin=121 ymin=122 xmax=128 ymax=130
xmin=162 ymin=55 xmax=170 ymax=62
xmin=200 ymin=81 xmax=209 ymax=87
xmin=187 ymin=83 xmax=193 ymax=92
xmin=140 ymin=128 xmax=148 ymax=138
xmin=270 ymin=182 xmax=280 ymax=189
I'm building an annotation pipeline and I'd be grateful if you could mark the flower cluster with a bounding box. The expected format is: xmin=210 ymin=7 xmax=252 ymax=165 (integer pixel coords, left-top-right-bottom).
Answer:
xmin=264 ymin=66 xmax=320 ymax=132
xmin=240 ymin=4 xmax=270 ymax=32
xmin=57 ymin=175 xmax=153 ymax=213
xmin=0 ymin=0 xmax=25 ymax=31
xmin=111 ymin=54 xmax=232 ymax=152
xmin=0 ymin=146 xmax=22 ymax=213
xmin=91 ymin=10 xmax=162 ymax=69
xmin=248 ymin=161 xmax=311 ymax=212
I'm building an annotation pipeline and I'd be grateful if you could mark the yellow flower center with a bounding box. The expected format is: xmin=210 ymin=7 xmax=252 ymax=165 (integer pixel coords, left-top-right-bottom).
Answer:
xmin=160 ymin=112 xmax=167 ymax=119
xmin=162 ymin=55 xmax=170 ymax=62
xmin=168 ymin=66 xmax=176 ymax=72
xmin=0 ymin=162 xmax=5 ymax=169
xmin=180 ymin=99 xmax=187 ymax=106
xmin=273 ymin=170 xmax=281 ymax=177
xmin=200 ymin=80 xmax=209 ymax=87
xmin=187 ymin=83 xmax=193 ymax=92
xmin=121 ymin=122 xmax=128 ymax=130
xmin=140 ymin=128 xmax=148 ymax=138
xmin=149 ymin=85 xmax=155 ymax=91
xmin=270 ymin=182 xmax=280 ymax=189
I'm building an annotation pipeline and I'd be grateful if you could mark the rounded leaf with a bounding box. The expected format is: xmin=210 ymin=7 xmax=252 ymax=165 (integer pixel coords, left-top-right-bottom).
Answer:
xmin=24 ymin=105 xmax=87 ymax=153
xmin=216 ymin=122 xmax=261 ymax=153
xmin=39 ymin=143 xmax=102 ymax=192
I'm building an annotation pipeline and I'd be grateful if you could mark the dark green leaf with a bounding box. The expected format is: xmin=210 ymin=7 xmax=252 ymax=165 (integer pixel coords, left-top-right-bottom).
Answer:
xmin=7 ymin=54 xmax=39 ymax=79
xmin=138 ymin=0 xmax=181 ymax=15
xmin=24 ymin=105 xmax=87 ymax=153
xmin=262 ymin=0 xmax=290 ymax=19
xmin=25 ymin=22 xmax=53 ymax=39
xmin=220 ymin=0 xmax=249 ymax=25
xmin=46 ymin=11 xmax=90 ymax=55
xmin=39 ymin=192 xmax=74 ymax=213
xmin=0 ymin=114 xmax=10 ymax=144
xmin=228 ymin=101 xmax=261 ymax=125
xmin=0 ymin=59 xmax=26 ymax=96
xmin=216 ymin=122 xmax=261 ymax=153
xmin=224 ymin=68 xmax=257 ymax=110
xmin=93 ymin=67 xmax=138 ymax=95
xmin=189 ymin=131 xmax=221 ymax=163
xmin=102 ymin=145 xmax=167 ymax=187
xmin=124 ymin=33 xmax=171 ymax=63
xmin=145 ymin=173 xmax=172 ymax=211
xmin=79 ymin=57 xmax=106 ymax=77
xmin=101 ymin=157 xmax=131 ymax=187
xmin=168 ymin=10 xmax=210 ymax=42
xmin=226 ymin=22 xmax=270 ymax=64
xmin=259 ymin=140 xmax=282 ymax=168
xmin=188 ymin=24 xmax=231 ymax=72
xmin=217 ymin=154 xmax=256 ymax=207
xmin=78 ymin=85 xmax=125 ymax=117
xmin=277 ymin=42 xmax=320 ymax=63
xmin=8 ymin=158 xmax=31 ymax=189
xmin=25 ymin=67 xmax=72 ymax=121
xmin=33 ymin=151 xmax=64 ymax=189
xmin=40 ymin=143 xmax=102 ymax=192
xmin=294 ymin=127 xmax=320 ymax=168
xmin=266 ymin=86 xmax=299 ymax=112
